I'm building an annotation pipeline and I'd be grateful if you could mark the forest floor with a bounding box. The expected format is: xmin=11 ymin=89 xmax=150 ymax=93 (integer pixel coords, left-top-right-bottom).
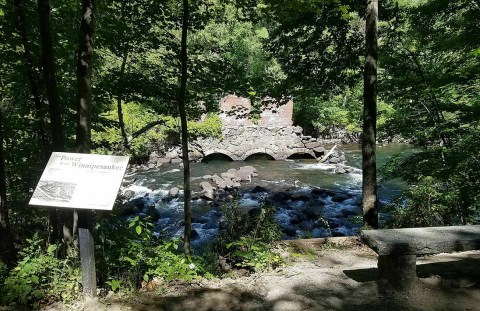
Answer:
xmin=43 ymin=237 xmax=480 ymax=311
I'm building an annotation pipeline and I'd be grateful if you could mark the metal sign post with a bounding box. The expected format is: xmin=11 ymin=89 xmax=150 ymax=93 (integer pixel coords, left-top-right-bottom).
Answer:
xmin=29 ymin=152 xmax=129 ymax=298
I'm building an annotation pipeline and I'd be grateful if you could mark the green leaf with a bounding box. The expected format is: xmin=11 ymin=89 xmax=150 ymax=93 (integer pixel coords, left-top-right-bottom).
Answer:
xmin=47 ymin=244 xmax=57 ymax=255
xmin=136 ymin=225 xmax=142 ymax=235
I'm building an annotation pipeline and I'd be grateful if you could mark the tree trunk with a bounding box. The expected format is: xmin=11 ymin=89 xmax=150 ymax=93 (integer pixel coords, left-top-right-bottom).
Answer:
xmin=37 ymin=0 xmax=69 ymax=246
xmin=117 ymin=51 xmax=129 ymax=151
xmin=37 ymin=0 xmax=65 ymax=152
xmin=362 ymin=0 xmax=379 ymax=229
xmin=0 ymin=110 xmax=17 ymax=267
xmin=76 ymin=0 xmax=95 ymax=219
xmin=179 ymin=0 xmax=192 ymax=256
xmin=76 ymin=0 xmax=97 ymax=298
xmin=14 ymin=0 xmax=50 ymax=161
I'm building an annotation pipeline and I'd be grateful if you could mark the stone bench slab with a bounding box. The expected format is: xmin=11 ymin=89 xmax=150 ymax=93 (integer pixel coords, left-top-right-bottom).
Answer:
xmin=361 ymin=225 xmax=480 ymax=256
xmin=361 ymin=225 xmax=480 ymax=290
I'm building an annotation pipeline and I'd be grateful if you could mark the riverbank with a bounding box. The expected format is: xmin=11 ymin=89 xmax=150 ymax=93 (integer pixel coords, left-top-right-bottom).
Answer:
xmin=37 ymin=237 xmax=480 ymax=311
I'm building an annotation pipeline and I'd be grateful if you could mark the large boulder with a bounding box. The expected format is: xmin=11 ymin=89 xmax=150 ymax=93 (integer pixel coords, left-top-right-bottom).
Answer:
xmin=168 ymin=187 xmax=180 ymax=198
xmin=200 ymin=181 xmax=215 ymax=200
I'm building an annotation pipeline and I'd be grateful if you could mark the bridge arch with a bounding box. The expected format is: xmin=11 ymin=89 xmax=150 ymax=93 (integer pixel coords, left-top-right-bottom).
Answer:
xmin=244 ymin=148 xmax=277 ymax=161
xmin=203 ymin=149 xmax=236 ymax=162
xmin=286 ymin=149 xmax=317 ymax=160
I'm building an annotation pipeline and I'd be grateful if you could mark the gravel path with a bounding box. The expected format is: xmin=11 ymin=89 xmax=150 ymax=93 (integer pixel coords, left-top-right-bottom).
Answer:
xmin=41 ymin=237 xmax=480 ymax=311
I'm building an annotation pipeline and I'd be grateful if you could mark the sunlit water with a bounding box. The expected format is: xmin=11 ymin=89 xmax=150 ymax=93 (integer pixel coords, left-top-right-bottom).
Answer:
xmin=121 ymin=144 xmax=412 ymax=247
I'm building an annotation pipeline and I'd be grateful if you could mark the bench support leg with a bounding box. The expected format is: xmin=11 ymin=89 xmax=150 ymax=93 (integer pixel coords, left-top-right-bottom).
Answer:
xmin=378 ymin=255 xmax=416 ymax=290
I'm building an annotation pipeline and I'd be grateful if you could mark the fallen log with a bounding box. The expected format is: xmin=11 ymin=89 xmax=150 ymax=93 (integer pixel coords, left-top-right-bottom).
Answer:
xmin=317 ymin=144 xmax=337 ymax=163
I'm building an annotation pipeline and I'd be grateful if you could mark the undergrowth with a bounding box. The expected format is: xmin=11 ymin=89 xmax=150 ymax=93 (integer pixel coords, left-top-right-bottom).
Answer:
xmin=209 ymin=200 xmax=284 ymax=272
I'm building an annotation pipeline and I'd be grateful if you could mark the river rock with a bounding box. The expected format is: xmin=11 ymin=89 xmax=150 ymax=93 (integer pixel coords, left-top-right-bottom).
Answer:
xmin=299 ymin=220 xmax=315 ymax=231
xmin=328 ymin=157 xmax=341 ymax=164
xmin=145 ymin=205 xmax=160 ymax=221
xmin=200 ymin=182 xmax=215 ymax=200
xmin=128 ymin=197 xmax=147 ymax=211
xmin=335 ymin=165 xmax=346 ymax=174
xmin=253 ymin=185 xmax=269 ymax=193
xmin=221 ymin=172 xmax=236 ymax=181
xmin=341 ymin=208 xmax=359 ymax=218
xmin=238 ymin=166 xmax=258 ymax=177
xmin=171 ymin=159 xmax=182 ymax=164
xmin=269 ymin=191 xmax=291 ymax=202
xmin=291 ymin=192 xmax=311 ymax=201
xmin=313 ymin=146 xmax=326 ymax=153
xmin=305 ymin=141 xmax=322 ymax=149
xmin=165 ymin=150 xmax=179 ymax=159
xmin=123 ymin=190 xmax=135 ymax=200
xmin=200 ymin=190 xmax=215 ymax=201
xmin=168 ymin=187 xmax=180 ymax=198
xmin=332 ymin=193 xmax=349 ymax=203
xmin=234 ymin=170 xmax=252 ymax=182
xmin=202 ymin=175 xmax=212 ymax=180
xmin=157 ymin=158 xmax=171 ymax=164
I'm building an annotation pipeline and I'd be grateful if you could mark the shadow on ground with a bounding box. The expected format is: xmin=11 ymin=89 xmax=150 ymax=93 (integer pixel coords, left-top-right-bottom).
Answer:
xmin=104 ymin=257 xmax=480 ymax=311
xmin=98 ymin=257 xmax=480 ymax=311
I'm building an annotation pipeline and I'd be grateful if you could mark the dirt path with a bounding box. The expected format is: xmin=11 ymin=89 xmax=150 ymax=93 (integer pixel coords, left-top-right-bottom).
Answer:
xmin=42 ymin=237 xmax=480 ymax=311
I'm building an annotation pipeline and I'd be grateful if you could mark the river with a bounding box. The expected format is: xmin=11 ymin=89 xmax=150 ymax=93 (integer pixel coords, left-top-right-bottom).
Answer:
xmin=121 ymin=143 xmax=411 ymax=247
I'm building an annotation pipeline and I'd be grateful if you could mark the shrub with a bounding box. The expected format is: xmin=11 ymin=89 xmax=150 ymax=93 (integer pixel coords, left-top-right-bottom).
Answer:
xmin=385 ymin=176 xmax=459 ymax=228
xmin=0 ymin=235 xmax=81 ymax=308
xmin=95 ymin=216 xmax=210 ymax=292
xmin=211 ymin=201 xmax=283 ymax=272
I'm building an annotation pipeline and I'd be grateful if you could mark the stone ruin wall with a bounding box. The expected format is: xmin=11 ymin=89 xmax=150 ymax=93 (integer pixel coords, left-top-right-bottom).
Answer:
xmin=218 ymin=95 xmax=293 ymax=128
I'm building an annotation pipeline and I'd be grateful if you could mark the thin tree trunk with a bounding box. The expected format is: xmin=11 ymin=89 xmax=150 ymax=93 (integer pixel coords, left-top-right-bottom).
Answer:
xmin=76 ymin=0 xmax=97 ymax=298
xmin=362 ymin=0 xmax=378 ymax=228
xmin=117 ymin=51 xmax=129 ymax=151
xmin=14 ymin=0 xmax=50 ymax=161
xmin=76 ymin=0 xmax=95 ymax=204
xmin=37 ymin=0 xmax=69 ymax=246
xmin=179 ymin=0 xmax=192 ymax=256
xmin=0 ymin=110 xmax=17 ymax=267
xmin=128 ymin=120 xmax=165 ymax=143
xmin=37 ymin=0 xmax=65 ymax=152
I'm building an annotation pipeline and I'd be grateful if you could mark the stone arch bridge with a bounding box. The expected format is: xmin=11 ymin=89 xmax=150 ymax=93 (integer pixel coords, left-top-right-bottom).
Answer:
xmin=189 ymin=95 xmax=327 ymax=161
xmin=194 ymin=125 xmax=325 ymax=161
xmin=152 ymin=95 xmax=329 ymax=164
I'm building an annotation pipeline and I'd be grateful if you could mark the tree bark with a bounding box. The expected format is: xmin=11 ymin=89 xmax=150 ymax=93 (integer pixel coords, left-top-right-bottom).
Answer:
xmin=128 ymin=120 xmax=166 ymax=143
xmin=76 ymin=0 xmax=97 ymax=298
xmin=37 ymin=0 xmax=65 ymax=152
xmin=179 ymin=0 xmax=192 ymax=256
xmin=37 ymin=0 xmax=69 ymax=246
xmin=76 ymin=0 xmax=95 ymax=155
xmin=14 ymin=0 xmax=50 ymax=161
xmin=0 ymin=110 xmax=17 ymax=267
xmin=362 ymin=0 xmax=379 ymax=229
xmin=117 ymin=51 xmax=129 ymax=151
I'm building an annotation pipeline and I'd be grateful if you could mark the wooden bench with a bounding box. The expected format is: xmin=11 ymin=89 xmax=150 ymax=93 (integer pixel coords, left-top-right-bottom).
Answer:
xmin=361 ymin=225 xmax=480 ymax=290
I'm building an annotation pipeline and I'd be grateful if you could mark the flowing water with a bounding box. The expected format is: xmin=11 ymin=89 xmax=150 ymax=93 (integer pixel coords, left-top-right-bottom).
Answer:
xmin=121 ymin=144 xmax=412 ymax=247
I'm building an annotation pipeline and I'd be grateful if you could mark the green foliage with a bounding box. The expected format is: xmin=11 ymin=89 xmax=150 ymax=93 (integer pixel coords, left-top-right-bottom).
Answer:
xmin=0 ymin=235 xmax=80 ymax=308
xmin=0 ymin=260 xmax=7 ymax=284
xmin=383 ymin=130 xmax=480 ymax=227
xmin=294 ymin=87 xmax=360 ymax=137
xmin=92 ymin=101 xmax=167 ymax=158
xmin=188 ymin=114 xmax=223 ymax=139
xmin=93 ymin=104 xmax=222 ymax=160
xmin=226 ymin=237 xmax=282 ymax=270
xmin=188 ymin=3 xmax=287 ymax=106
xmin=95 ymin=215 xmax=210 ymax=292
xmin=385 ymin=176 xmax=458 ymax=228
xmin=379 ymin=0 xmax=480 ymax=228
xmin=211 ymin=201 xmax=283 ymax=272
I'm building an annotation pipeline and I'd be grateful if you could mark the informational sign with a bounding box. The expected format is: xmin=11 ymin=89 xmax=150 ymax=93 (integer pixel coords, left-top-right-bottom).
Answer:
xmin=29 ymin=152 xmax=129 ymax=210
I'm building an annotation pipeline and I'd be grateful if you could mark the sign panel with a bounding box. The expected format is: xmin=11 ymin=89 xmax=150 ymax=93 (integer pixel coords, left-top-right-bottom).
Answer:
xmin=29 ymin=152 xmax=129 ymax=210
